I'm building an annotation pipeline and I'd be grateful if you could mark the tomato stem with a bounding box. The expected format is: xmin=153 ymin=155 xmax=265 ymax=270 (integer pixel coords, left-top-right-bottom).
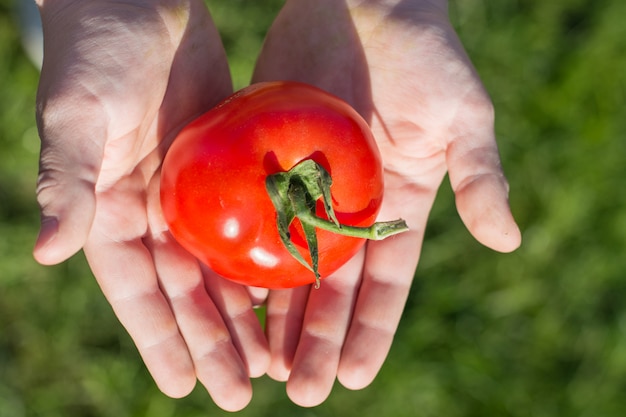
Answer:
xmin=293 ymin=204 xmax=409 ymax=240
xmin=265 ymin=159 xmax=409 ymax=288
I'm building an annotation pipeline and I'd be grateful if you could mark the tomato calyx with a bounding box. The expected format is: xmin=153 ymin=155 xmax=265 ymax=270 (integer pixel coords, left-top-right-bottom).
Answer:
xmin=265 ymin=159 xmax=409 ymax=288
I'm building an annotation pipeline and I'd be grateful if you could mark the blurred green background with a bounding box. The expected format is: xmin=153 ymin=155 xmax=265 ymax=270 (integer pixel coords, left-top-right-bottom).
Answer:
xmin=1 ymin=0 xmax=625 ymax=415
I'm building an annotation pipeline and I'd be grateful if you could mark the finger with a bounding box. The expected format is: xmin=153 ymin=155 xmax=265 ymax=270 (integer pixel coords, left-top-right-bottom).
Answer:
xmin=247 ymin=286 xmax=270 ymax=307
xmin=285 ymin=252 xmax=364 ymax=407
xmin=265 ymin=286 xmax=310 ymax=381
xmin=337 ymin=178 xmax=432 ymax=390
xmin=145 ymin=173 xmax=255 ymax=411
xmin=32 ymin=2 xmax=110 ymax=265
xmin=337 ymin=232 xmax=421 ymax=390
xmin=147 ymin=236 xmax=254 ymax=411
xmin=33 ymin=111 xmax=103 ymax=265
xmin=203 ymin=268 xmax=271 ymax=379
xmin=83 ymin=235 xmax=197 ymax=399
xmin=446 ymin=106 xmax=521 ymax=252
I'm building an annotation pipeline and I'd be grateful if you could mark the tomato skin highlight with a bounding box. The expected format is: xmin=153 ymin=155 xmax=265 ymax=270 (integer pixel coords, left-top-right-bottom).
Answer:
xmin=160 ymin=81 xmax=383 ymax=288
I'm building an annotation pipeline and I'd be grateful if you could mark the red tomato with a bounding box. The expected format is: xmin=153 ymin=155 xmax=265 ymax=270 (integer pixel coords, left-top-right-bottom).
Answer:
xmin=160 ymin=81 xmax=384 ymax=288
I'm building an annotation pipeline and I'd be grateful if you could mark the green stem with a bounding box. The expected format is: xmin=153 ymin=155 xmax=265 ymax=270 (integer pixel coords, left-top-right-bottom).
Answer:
xmin=296 ymin=212 xmax=409 ymax=240
xmin=289 ymin=186 xmax=408 ymax=239
xmin=266 ymin=159 xmax=409 ymax=288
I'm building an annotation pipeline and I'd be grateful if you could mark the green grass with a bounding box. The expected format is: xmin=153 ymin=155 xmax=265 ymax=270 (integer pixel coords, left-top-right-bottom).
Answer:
xmin=1 ymin=0 xmax=626 ymax=415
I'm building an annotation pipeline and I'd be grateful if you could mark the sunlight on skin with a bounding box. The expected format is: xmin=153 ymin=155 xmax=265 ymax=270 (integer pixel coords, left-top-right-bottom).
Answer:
xmin=31 ymin=0 xmax=520 ymax=410
xmin=253 ymin=0 xmax=521 ymax=407
xmin=32 ymin=0 xmax=267 ymax=411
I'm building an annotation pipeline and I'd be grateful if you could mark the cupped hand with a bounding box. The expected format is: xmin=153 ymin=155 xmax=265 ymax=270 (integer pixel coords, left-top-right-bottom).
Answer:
xmin=33 ymin=0 xmax=268 ymax=410
xmin=253 ymin=0 xmax=521 ymax=407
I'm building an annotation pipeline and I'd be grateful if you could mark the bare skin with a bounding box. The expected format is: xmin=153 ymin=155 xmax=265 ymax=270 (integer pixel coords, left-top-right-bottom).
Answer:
xmin=253 ymin=0 xmax=521 ymax=407
xmin=33 ymin=0 xmax=520 ymax=410
xmin=33 ymin=0 xmax=269 ymax=411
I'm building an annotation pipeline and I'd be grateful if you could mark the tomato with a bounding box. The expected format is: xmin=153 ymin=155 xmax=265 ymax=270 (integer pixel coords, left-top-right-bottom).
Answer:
xmin=160 ymin=81 xmax=401 ymax=288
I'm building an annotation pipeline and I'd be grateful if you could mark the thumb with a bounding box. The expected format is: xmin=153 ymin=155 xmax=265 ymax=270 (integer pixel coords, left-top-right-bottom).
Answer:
xmin=447 ymin=122 xmax=522 ymax=253
xmin=33 ymin=104 xmax=103 ymax=265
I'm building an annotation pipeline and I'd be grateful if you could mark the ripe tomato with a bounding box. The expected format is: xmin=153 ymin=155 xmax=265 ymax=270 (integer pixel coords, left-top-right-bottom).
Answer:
xmin=160 ymin=81 xmax=391 ymax=288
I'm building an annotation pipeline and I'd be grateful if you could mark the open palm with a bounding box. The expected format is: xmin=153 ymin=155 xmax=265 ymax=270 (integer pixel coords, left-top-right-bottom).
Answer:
xmin=33 ymin=0 xmax=268 ymax=411
xmin=253 ymin=0 xmax=521 ymax=407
